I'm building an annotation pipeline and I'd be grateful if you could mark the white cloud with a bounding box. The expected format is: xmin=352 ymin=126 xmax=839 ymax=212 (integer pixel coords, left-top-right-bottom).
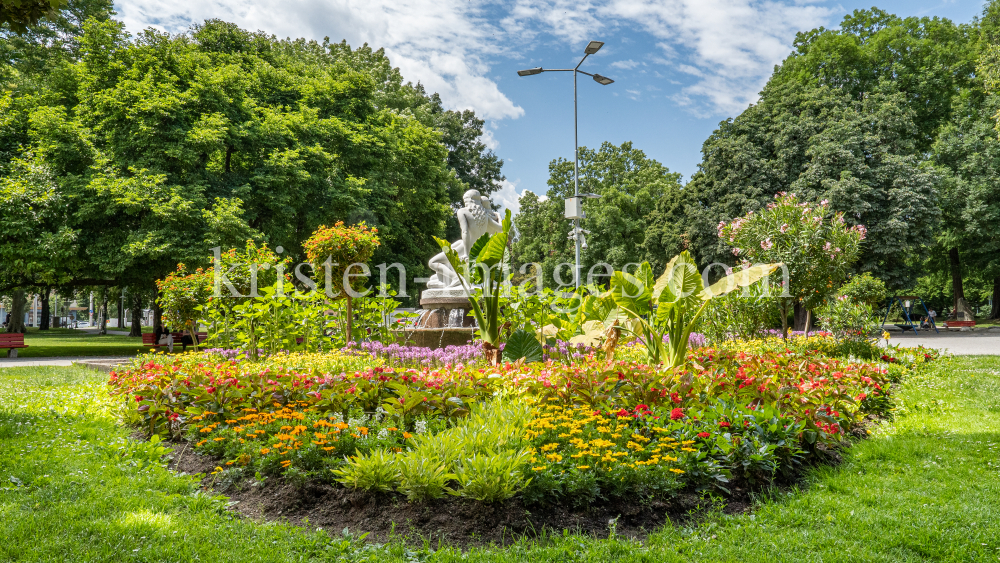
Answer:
xmin=610 ymin=59 xmax=640 ymax=69
xmin=116 ymin=0 xmax=835 ymax=120
xmin=600 ymin=0 xmax=833 ymax=114
xmin=115 ymin=0 xmax=524 ymax=120
xmin=480 ymin=127 xmax=500 ymax=151
xmin=502 ymin=0 xmax=833 ymax=115
xmin=491 ymin=179 xmax=539 ymax=217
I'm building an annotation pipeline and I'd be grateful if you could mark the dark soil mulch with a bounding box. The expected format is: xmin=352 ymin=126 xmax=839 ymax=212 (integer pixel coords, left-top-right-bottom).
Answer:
xmin=166 ymin=444 xmax=789 ymax=547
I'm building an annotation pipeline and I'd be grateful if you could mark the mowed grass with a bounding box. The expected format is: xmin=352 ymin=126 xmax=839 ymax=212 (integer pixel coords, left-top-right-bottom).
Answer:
xmin=11 ymin=327 xmax=146 ymax=357
xmin=1 ymin=356 xmax=999 ymax=562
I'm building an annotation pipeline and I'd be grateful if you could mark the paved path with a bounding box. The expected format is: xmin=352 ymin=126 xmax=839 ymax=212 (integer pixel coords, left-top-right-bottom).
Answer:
xmin=0 ymin=356 xmax=131 ymax=368
xmin=884 ymin=332 xmax=1000 ymax=355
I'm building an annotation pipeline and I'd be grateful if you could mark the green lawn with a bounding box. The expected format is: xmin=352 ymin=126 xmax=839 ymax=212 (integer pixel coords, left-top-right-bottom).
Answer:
xmin=12 ymin=327 xmax=147 ymax=357
xmin=1 ymin=356 xmax=999 ymax=562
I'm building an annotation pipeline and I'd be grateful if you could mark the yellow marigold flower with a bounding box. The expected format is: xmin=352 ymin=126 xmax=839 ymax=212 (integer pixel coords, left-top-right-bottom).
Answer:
xmin=558 ymin=433 xmax=571 ymax=438
xmin=533 ymin=466 xmax=546 ymax=471
xmin=681 ymin=447 xmax=698 ymax=453
xmin=576 ymin=465 xmax=590 ymax=470
xmin=597 ymin=426 xmax=610 ymax=433
xmin=540 ymin=443 xmax=559 ymax=452
xmin=321 ymin=446 xmax=336 ymax=452
xmin=280 ymin=460 xmax=292 ymax=467
xmin=545 ymin=453 xmax=563 ymax=462
xmin=402 ymin=432 xmax=413 ymax=439
xmin=213 ymin=437 xmax=225 ymax=442
xmin=670 ymin=468 xmax=685 ymax=474
xmin=196 ymin=440 xmax=207 ymax=447
xmin=260 ymin=448 xmax=270 ymax=455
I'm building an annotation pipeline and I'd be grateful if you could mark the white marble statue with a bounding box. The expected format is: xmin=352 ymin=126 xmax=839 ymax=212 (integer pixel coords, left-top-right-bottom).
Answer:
xmin=427 ymin=189 xmax=502 ymax=289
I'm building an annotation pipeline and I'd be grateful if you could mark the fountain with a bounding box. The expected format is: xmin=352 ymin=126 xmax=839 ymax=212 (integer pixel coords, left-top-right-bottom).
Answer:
xmin=395 ymin=189 xmax=500 ymax=349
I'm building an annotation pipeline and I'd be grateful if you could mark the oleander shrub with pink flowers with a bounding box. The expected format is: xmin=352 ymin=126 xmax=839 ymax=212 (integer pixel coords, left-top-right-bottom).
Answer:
xmin=107 ymin=331 xmax=927 ymax=507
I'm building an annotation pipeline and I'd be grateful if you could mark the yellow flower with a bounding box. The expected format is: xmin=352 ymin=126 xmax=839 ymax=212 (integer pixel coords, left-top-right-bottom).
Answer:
xmin=532 ymin=466 xmax=546 ymax=471
xmin=669 ymin=468 xmax=685 ymax=474
xmin=540 ymin=443 xmax=559 ymax=452
xmin=576 ymin=465 xmax=590 ymax=470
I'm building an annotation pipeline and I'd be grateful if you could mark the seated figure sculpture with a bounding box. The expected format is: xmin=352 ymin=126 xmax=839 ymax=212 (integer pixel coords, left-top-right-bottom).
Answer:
xmin=427 ymin=189 xmax=502 ymax=289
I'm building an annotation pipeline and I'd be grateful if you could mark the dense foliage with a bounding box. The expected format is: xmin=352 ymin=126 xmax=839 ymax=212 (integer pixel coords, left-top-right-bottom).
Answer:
xmin=1 ymin=12 xmax=501 ymax=307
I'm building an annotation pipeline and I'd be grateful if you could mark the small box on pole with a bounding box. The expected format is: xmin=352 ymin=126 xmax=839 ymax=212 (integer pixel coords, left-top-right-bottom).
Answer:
xmin=565 ymin=197 xmax=584 ymax=219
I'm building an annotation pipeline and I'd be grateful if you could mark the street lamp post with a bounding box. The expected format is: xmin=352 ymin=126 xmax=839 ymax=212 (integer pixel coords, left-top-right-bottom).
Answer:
xmin=518 ymin=40 xmax=614 ymax=289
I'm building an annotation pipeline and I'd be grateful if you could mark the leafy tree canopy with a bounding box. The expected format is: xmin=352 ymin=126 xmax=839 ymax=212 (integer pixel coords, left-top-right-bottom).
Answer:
xmin=513 ymin=141 xmax=685 ymax=289
xmin=1 ymin=14 xmax=503 ymax=301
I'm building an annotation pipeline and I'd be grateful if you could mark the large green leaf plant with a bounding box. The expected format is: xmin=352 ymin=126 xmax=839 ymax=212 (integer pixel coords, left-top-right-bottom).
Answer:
xmin=433 ymin=209 xmax=513 ymax=365
xmin=595 ymin=251 xmax=781 ymax=368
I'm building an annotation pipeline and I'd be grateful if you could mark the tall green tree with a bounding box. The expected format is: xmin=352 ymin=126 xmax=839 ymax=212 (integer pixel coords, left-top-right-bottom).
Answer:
xmin=687 ymin=82 xmax=938 ymax=288
xmin=512 ymin=141 xmax=684 ymax=288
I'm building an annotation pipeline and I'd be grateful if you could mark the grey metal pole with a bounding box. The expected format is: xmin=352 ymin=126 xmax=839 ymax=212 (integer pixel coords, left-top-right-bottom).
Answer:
xmin=573 ymin=66 xmax=581 ymax=289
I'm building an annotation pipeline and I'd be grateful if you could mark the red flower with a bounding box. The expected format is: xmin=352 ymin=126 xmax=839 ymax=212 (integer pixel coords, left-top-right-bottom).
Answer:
xmin=718 ymin=421 xmax=731 ymax=428
xmin=205 ymin=386 xmax=216 ymax=394
xmin=670 ymin=408 xmax=684 ymax=420
xmin=670 ymin=392 xmax=681 ymax=404
xmin=697 ymin=432 xmax=710 ymax=439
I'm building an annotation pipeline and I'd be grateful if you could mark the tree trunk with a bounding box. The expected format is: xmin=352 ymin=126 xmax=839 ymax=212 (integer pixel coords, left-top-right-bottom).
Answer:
xmin=804 ymin=309 xmax=812 ymax=337
xmin=793 ymin=302 xmax=808 ymax=332
xmin=98 ymin=287 xmax=108 ymax=335
xmin=991 ymin=277 xmax=1000 ymax=320
xmin=39 ymin=290 xmax=50 ymax=330
xmin=129 ymin=290 xmax=143 ymax=337
xmin=949 ymin=247 xmax=965 ymax=319
xmin=6 ymin=289 xmax=27 ymax=333
xmin=116 ymin=289 xmax=125 ymax=329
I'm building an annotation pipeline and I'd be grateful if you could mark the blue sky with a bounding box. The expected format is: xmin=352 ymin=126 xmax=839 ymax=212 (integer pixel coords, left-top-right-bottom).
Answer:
xmin=114 ymin=0 xmax=989 ymax=215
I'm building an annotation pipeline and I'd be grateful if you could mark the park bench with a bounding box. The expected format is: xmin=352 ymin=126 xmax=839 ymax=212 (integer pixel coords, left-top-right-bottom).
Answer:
xmin=942 ymin=320 xmax=976 ymax=328
xmin=142 ymin=332 xmax=208 ymax=349
xmin=0 ymin=333 xmax=28 ymax=358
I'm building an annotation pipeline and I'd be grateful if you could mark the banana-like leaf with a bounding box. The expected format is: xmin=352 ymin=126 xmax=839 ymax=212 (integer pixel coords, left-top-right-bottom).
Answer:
xmin=503 ymin=329 xmax=544 ymax=363
xmin=569 ymin=320 xmax=612 ymax=347
xmin=579 ymin=291 xmax=617 ymax=323
xmin=701 ymin=262 xmax=783 ymax=299
xmin=653 ymin=251 xmax=703 ymax=304
xmin=653 ymin=251 xmax=704 ymax=327
xmin=478 ymin=232 xmax=508 ymax=267
xmin=610 ymin=269 xmax=652 ymax=315
xmin=469 ymin=233 xmax=490 ymax=264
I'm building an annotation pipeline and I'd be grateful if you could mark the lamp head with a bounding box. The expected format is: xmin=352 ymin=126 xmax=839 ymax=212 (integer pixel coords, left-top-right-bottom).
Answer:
xmin=593 ymin=74 xmax=614 ymax=85
xmin=584 ymin=41 xmax=604 ymax=54
xmin=517 ymin=67 xmax=543 ymax=77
